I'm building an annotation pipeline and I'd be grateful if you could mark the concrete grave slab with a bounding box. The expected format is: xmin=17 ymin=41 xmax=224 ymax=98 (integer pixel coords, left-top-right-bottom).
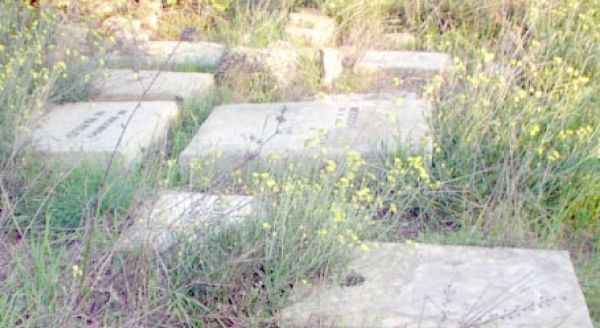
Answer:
xmin=31 ymin=101 xmax=178 ymax=165
xmin=121 ymin=192 xmax=254 ymax=251
xmin=219 ymin=46 xmax=303 ymax=89
xmin=107 ymin=41 xmax=226 ymax=71
xmin=320 ymin=48 xmax=344 ymax=87
xmin=91 ymin=69 xmax=214 ymax=101
xmin=286 ymin=9 xmax=336 ymax=47
xmin=280 ymin=242 xmax=594 ymax=328
xmin=179 ymin=93 xmax=430 ymax=172
xmin=354 ymin=51 xmax=451 ymax=76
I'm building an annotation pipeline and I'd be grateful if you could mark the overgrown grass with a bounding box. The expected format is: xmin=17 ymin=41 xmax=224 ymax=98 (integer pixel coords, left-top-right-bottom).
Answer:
xmin=1 ymin=0 xmax=599 ymax=326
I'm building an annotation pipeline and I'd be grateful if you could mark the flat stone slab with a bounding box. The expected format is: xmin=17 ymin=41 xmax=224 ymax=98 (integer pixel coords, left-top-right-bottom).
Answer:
xmin=280 ymin=242 xmax=594 ymax=327
xmin=219 ymin=46 xmax=303 ymax=88
xmin=107 ymin=41 xmax=226 ymax=71
xmin=91 ymin=69 xmax=214 ymax=101
xmin=179 ymin=93 xmax=430 ymax=172
xmin=354 ymin=51 xmax=451 ymax=76
xmin=31 ymin=101 xmax=178 ymax=165
xmin=121 ymin=192 xmax=254 ymax=251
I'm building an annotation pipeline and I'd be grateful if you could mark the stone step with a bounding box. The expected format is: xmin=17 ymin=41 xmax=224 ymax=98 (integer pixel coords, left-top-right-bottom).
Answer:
xmin=280 ymin=242 xmax=594 ymax=327
xmin=107 ymin=41 xmax=226 ymax=71
xmin=179 ymin=93 xmax=430 ymax=173
xmin=90 ymin=69 xmax=214 ymax=101
xmin=120 ymin=192 xmax=254 ymax=251
xmin=354 ymin=50 xmax=451 ymax=76
xmin=30 ymin=101 xmax=179 ymax=166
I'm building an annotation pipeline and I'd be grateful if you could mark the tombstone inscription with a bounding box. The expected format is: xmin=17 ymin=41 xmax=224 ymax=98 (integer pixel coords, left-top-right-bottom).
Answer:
xmin=179 ymin=93 xmax=430 ymax=173
xmin=31 ymin=101 xmax=179 ymax=165
xmin=280 ymin=242 xmax=594 ymax=327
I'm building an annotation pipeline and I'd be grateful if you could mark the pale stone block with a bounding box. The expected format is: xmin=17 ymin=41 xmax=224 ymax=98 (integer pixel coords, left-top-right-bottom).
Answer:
xmin=354 ymin=51 xmax=451 ymax=76
xmin=108 ymin=41 xmax=226 ymax=71
xmin=121 ymin=192 xmax=254 ymax=251
xmin=179 ymin=93 xmax=430 ymax=173
xmin=91 ymin=69 xmax=214 ymax=101
xmin=219 ymin=46 xmax=302 ymax=88
xmin=280 ymin=242 xmax=594 ymax=327
xmin=30 ymin=101 xmax=178 ymax=165
xmin=320 ymin=48 xmax=344 ymax=87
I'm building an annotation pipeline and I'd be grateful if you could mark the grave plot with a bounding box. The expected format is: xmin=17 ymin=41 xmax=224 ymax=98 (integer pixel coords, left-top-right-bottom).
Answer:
xmin=285 ymin=9 xmax=336 ymax=47
xmin=107 ymin=41 xmax=226 ymax=71
xmin=121 ymin=192 xmax=254 ymax=251
xmin=280 ymin=242 xmax=594 ymax=328
xmin=354 ymin=50 xmax=451 ymax=76
xmin=179 ymin=93 xmax=430 ymax=173
xmin=217 ymin=46 xmax=305 ymax=92
xmin=91 ymin=69 xmax=214 ymax=101
xmin=30 ymin=101 xmax=178 ymax=165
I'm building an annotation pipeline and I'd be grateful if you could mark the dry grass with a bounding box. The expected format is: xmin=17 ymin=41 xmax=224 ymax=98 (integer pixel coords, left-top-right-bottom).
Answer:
xmin=0 ymin=0 xmax=599 ymax=326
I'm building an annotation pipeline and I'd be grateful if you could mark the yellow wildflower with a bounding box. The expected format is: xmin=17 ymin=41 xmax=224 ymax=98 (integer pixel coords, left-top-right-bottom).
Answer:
xmin=324 ymin=160 xmax=337 ymax=174
xmin=548 ymin=150 xmax=561 ymax=162
xmin=529 ymin=124 xmax=541 ymax=137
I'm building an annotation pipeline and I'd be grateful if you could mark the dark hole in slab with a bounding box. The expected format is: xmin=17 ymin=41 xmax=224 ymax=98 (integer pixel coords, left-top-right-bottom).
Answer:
xmin=341 ymin=270 xmax=365 ymax=287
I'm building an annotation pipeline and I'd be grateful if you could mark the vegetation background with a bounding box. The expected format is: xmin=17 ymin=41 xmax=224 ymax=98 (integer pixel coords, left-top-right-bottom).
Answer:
xmin=0 ymin=0 xmax=598 ymax=326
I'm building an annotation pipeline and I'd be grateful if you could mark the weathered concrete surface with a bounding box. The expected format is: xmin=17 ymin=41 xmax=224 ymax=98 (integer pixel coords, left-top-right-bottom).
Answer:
xmin=107 ymin=41 xmax=226 ymax=70
xmin=280 ymin=242 xmax=594 ymax=328
xmin=91 ymin=69 xmax=214 ymax=101
xmin=286 ymin=10 xmax=336 ymax=47
xmin=179 ymin=93 xmax=430 ymax=172
xmin=121 ymin=192 xmax=254 ymax=251
xmin=31 ymin=101 xmax=178 ymax=165
xmin=217 ymin=45 xmax=310 ymax=90
xmin=354 ymin=51 xmax=451 ymax=76
xmin=320 ymin=48 xmax=344 ymax=87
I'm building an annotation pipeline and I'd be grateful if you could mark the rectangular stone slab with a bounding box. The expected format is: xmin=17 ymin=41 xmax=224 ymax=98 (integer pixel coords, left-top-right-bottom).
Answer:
xmin=280 ymin=242 xmax=594 ymax=327
xmin=31 ymin=101 xmax=178 ymax=165
xmin=107 ymin=41 xmax=226 ymax=71
xmin=91 ymin=69 xmax=214 ymax=101
xmin=121 ymin=192 xmax=254 ymax=251
xmin=354 ymin=51 xmax=451 ymax=76
xmin=179 ymin=93 xmax=430 ymax=172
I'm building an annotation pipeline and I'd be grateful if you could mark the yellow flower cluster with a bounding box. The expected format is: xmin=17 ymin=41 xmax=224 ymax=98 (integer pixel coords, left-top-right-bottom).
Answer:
xmin=252 ymin=172 xmax=279 ymax=193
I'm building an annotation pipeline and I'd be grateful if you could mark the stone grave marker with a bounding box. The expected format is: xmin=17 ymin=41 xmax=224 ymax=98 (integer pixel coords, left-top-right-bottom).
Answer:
xmin=31 ymin=101 xmax=178 ymax=165
xmin=179 ymin=93 xmax=430 ymax=173
xmin=121 ymin=192 xmax=254 ymax=251
xmin=280 ymin=242 xmax=594 ymax=327
xmin=91 ymin=69 xmax=214 ymax=101
xmin=320 ymin=48 xmax=344 ymax=87
xmin=354 ymin=51 xmax=451 ymax=76
xmin=219 ymin=46 xmax=304 ymax=89
xmin=107 ymin=41 xmax=226 ymax=71
xmin=286 ymin=9 xmax=336 ymax=47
